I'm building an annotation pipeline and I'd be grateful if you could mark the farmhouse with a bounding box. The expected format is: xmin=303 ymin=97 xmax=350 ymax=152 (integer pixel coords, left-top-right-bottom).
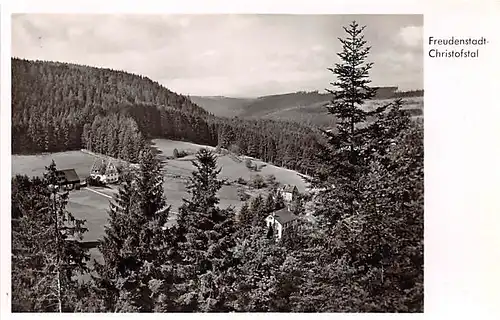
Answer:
xmin=56 ymin=169 xmax=81 ymax=190
xmin=278 ymin=184 xmax=298 ymax=202
xmin=90 ymin=159 xmax=119 ymax=184
xmin=265 ymin=207 xmax=300 ymax=240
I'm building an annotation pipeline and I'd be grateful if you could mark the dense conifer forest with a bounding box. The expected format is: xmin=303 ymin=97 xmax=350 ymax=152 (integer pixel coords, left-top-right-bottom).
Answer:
xmin=11 ymin=21 xmax=423 ymax=312
xmin=12 ymin=58 xmax=323 ymax=172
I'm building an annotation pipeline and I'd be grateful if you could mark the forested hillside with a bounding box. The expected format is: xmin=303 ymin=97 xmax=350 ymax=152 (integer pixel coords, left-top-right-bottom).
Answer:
xmin=192 ymin=89 xmax=423 ymax=125
xmin=12 ymin=58 xmax=324 ymax=173
xmin=188 ymin=96 xmax=255 ymax=118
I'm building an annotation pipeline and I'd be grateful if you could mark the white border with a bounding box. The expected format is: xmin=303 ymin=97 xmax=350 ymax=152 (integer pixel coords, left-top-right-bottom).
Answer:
xmin=1 ymin=1 xmax=13 ymax=318
xmin=2 ymin=0 xmax=500 ymax=319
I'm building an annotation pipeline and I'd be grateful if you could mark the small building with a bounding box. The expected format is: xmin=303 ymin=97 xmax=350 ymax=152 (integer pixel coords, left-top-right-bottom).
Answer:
xmin=278 ymin=184 xmax=298 ymax=202
xmin=56 ymin=169 xmax=81 ymax=191
xmin=265 ymin=207 xmax=300 ymax=240
xmin=90 ymin=159 xmax=119 ymax=184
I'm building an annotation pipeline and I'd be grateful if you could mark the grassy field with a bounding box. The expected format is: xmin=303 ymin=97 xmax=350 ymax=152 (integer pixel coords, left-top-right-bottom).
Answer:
xmin=12 ymin=139 xmax=308 ymax=251
xmin=12 ymin=151 xmax=97 ymax=180
xmin=154 ymin=139 xmax=308 ymax=191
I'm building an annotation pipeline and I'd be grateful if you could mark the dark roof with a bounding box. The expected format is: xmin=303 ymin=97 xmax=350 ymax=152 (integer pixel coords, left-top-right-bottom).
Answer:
xmin=57 ymin=169 xmax=80 ymax=183
xmin=268 ymin=208 xmax=299 ymax=225
xmin=281 ymin=185 xmax=297 ymax=193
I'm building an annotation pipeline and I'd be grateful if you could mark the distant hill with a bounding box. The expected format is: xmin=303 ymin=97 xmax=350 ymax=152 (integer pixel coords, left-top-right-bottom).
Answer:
xmin=192 ymin=89 xmax=424 ymax=127
xmin=189 ymin=96 xmax=255 ymax=118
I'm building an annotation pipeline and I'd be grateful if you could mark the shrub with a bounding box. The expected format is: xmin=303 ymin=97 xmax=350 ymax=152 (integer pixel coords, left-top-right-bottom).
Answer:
xmin=86 ymin=176 xmax=106 ymax=187
xmin=245 ymin=158 xmax=253 ymax=169
xmin=236 ymin=177 xmax=247 ymax=185
xmin=229 ymin=144 xmax=241 ymax=155
xmin=265 ymin=174 xmax=278 ymax=188
xmin=250 ymin=174 xmax=266 ymax=189
xmin=237 ymin=188 xmax=250 ymax=201
xmin=173 ymin=148 xmax=188 ymax=159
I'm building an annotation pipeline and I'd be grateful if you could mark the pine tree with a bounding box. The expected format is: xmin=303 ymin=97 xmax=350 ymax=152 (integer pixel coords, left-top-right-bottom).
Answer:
xmin=11 ymin=161 xmax=89 ymax=312
xmin=266 ymin=224 xmax=275 ymax=240
xmin=237 ymin=201 xmax=252 ymax=230
xmin=311 ymin=20 xmax=387 ymax=227
xmin=94 ymin=148 xmax=173 ymax=312
xmin=264 ymin=193 xmax=276 ymax=214
xmin=174 ymin=148 xmax=238 ymax=312
xmin=290 ymin=193 xmax=305 ymax=216
xmin=184 ymin=148 xmax=223 ymax=212
xmin=93 ymin=170 xmax=139 ymax=311
xmin=249 ymin=194 xmax=266 ymax=227
xmin=301 ymin=21 xmax=423 ymax=312
xmin=274 ymin=191 xmax=285 ymax=211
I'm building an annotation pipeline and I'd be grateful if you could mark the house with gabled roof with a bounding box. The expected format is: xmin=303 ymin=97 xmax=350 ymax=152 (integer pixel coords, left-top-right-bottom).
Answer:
xmin=278 ymin=184 xmax=298 ymax=202
xmin=56 ymin=169 xmax=81 ymax=190
xmin=90 ymin=158 xmax=119 ymax=184
xmin=265 ymin=207 xmax=300 ymax=240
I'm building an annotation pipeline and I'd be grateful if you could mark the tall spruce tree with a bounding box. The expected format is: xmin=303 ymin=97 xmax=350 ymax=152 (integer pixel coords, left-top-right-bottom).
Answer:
xmin=302 ymin=20 xmax=423 ymax=312
xmin=174 ymin=148 xmax=238 ymax=312
xmin=264 ymin=193 xmax=276 ymax=214
xmin=249 ymin=194 xmax=266 ymax=227
xmin=236 ymin=201 xmax=253 ymax=237
xmin=94 ymin=148 xmax=173 ymax=312
xmin=11 ymin=161 xmax=89 ymax=312
xmin=311 ymin=20 xmax=387 ymax=227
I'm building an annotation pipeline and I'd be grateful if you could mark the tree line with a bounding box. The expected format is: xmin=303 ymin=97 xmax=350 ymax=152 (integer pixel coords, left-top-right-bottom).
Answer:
xmin=12 ymin=58 xmax=324 ymax=173
xmin=11 ymin=21 xmax=423 ymax=312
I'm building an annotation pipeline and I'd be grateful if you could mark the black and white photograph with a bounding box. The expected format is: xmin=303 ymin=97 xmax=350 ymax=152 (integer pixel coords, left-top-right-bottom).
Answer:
xmin=9 ymin=13 xmax=424 ymax=313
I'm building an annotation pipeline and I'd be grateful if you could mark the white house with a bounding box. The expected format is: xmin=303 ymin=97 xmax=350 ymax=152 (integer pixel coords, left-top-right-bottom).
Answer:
xmin=90 ymin=159 xmax=119 ymax=184
xmin=278 ymin=184 xmax=298 ymax=202
xmin=265 ymin=208 xmax=300 ymax=240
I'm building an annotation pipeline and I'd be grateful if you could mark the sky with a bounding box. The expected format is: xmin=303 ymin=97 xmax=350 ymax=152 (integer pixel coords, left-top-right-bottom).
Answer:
xmin=12 ymin=14 xmax=423 ymax=97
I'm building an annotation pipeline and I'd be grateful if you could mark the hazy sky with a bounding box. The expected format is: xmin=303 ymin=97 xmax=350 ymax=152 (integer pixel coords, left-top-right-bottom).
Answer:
xmin=12 ymin=14 xmax=423 ymax=97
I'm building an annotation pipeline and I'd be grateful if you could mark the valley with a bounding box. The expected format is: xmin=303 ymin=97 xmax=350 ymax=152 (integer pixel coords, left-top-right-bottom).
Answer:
xmin=12 ymin=138 xmax=309 ymax=264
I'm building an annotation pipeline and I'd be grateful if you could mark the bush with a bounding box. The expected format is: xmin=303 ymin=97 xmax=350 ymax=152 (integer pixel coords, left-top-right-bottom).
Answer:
xmin=237 ymin=188 xmax=250 ymax=201
xmin=86 ymin=176 xmax=106 ymax=187
xmin=245 ymin=159 xmax=260 ymax=172
xmin=245 ymin=158 xmax=253 ymax=168
xmin=229 ymin=144 xmax=241 ymax=155
xmin=265 ymin=174 xmax=278 ymax=188
xmin=173 ymin=148 xmax=188 ymax=159
xmin=236 ymin=177 xmax=247 ymax=185
xmin=250 ymin=174 xmax=266 ymax=189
